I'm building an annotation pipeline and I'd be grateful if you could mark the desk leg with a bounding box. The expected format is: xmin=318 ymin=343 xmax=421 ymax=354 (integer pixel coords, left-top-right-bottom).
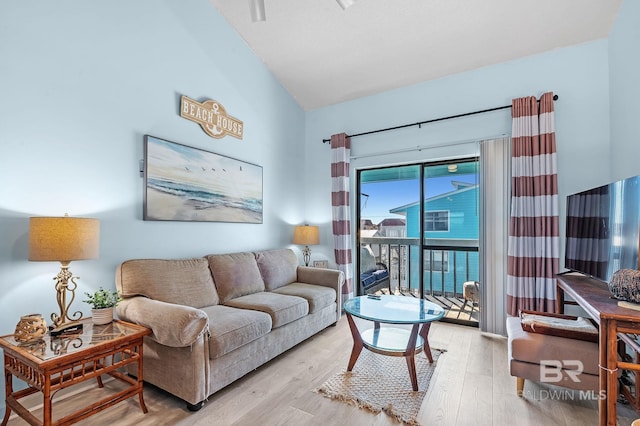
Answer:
xmin=606 ymin=320 xmax=618 ymax=426
xmin=346 ymin=313 xmax=363 ymax=371
xmin=1 ymin=366 xmax=11 ymax=426
xmin=599 ymin=319 xmax=608 ymax=426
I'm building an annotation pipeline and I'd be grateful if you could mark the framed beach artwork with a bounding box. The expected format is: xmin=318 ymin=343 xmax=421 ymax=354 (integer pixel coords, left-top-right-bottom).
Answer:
xmin=143 ymin=135 xmax=263 ymax=223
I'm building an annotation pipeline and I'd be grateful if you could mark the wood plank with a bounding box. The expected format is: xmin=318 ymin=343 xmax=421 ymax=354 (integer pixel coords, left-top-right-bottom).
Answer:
xmin=4 ymin=317 xmax=637 ymax=425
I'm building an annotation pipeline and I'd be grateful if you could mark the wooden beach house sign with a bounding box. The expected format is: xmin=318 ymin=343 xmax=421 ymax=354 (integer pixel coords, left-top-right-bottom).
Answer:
xmin=180 ymin=95 xmax=243 ymax=140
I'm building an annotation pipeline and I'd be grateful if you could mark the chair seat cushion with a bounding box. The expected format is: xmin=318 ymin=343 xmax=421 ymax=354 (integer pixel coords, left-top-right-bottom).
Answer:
xmin=224 ymin=292 xmax=308 ymax=328
xmin=272 ymin=283 xmax=336 ymax=313
xmin=201 ymin=305 xmax=272 ymax=359
xmin=506 ymin=316 xmax=599 ymax=376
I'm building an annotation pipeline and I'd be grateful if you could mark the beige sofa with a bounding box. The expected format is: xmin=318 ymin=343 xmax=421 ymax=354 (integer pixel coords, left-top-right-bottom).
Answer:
xmin=115 ymin=248 xmax=343 ymax=410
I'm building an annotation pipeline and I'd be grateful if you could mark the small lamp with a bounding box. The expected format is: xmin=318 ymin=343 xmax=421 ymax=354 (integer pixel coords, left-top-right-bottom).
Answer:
xmin=29 ymin=215 xmax=100 ymax=335
xmin=293 ymin=225 xmax=319 ymax=267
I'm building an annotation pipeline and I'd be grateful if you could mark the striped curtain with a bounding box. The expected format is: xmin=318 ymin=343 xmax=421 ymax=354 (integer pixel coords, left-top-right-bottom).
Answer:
xmin=330 ymin=133 xmax=353 ymax=296
xmin=507 ymin=92 xmax=559 ymax=316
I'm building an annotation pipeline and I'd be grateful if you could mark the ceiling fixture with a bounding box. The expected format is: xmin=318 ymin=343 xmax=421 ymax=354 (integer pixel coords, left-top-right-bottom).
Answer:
xmin=336 ymin=0 xmax=356 ymax=10
xmin=250 ymin=0 xmax=354 ymax=23
xmin=447 ymin=165 xmax=458 ymax=173
xmin=249 ymin=0 xmax=266 ymax=22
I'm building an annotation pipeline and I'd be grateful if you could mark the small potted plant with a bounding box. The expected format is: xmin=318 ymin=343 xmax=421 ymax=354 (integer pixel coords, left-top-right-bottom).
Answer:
xmin=83 ymin=287 xmax=121 ymax=325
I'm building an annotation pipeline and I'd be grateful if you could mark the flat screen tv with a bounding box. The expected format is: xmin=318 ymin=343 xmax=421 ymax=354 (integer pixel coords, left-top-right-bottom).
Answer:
xmin=565 ymin=175 xmax=640 ymax=283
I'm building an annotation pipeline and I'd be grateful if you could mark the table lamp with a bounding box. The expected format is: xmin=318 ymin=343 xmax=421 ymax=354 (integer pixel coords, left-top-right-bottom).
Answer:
xmin=293 ymin=225 xmax=319 ymax=266
xmin=28 ymin=215 xmax=100 ymax=335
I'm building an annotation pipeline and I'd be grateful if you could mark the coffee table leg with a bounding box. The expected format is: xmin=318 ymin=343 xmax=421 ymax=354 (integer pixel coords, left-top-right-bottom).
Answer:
xmin=420 ymin=323 xmax=434 ymax=363
xmin=405 ymin=355 xmax=419 ymax=391
xmin=346 ymin=313 xmax=363 ymax=371
xmin=404 ymin=324 xmax=421 ymax=391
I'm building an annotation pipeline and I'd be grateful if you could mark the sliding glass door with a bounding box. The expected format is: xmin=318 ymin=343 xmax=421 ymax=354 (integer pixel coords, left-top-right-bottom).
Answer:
xmin=357 ymin=158 xmax=480 ymax=325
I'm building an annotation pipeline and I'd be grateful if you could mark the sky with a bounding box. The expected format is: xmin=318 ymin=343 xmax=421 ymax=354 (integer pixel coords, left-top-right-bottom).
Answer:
xmin=360 ymin=174 xmax=477 ymax=224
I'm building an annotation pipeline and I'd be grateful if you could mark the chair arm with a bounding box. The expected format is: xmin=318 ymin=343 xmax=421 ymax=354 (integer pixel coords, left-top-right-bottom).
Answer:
xmin=117 ymin=297 xmax=209 ymax=348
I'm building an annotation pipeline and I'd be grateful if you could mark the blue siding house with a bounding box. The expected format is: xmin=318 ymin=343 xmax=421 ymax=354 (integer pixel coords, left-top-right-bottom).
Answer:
xmin=389 ymin=181 xmax=479 ymax=295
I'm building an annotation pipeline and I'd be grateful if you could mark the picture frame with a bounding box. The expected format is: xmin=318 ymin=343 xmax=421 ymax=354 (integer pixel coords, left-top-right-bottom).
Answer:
xmin=313 ymin=260 xmax=329 ymax=269
xmin=143 ymin=135 xmax=263 ymax=223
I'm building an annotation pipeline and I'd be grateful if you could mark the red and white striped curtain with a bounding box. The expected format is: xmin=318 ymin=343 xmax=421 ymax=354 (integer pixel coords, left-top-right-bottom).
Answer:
xmin=507 ymin=92 xmax=559 ymax=316
xmin=330 ymin=133 xmax=353 ymax=296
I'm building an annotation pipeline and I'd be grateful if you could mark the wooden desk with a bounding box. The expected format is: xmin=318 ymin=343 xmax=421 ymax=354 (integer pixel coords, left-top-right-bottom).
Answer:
xmin=556 ymin=273 xmax=640 ymax=426
xmin=0 ymin=319 xmax=151 ymax=426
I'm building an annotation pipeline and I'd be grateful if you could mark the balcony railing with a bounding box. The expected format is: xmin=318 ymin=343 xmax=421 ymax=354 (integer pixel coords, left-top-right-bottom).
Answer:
xmin=360 ymin=236 xmax=479 ymax=298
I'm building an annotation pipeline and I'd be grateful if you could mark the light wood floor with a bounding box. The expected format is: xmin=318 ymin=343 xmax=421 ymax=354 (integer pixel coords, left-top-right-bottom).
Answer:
xmin=5 ymin=318 xmax=638 ymax=425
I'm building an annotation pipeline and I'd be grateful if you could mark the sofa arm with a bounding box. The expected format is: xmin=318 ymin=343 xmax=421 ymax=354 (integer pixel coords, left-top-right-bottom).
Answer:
xmin=117 ymin=297 xmax=209 ymax=348
xmin=297 ymin=266 xmax=344 ymax=292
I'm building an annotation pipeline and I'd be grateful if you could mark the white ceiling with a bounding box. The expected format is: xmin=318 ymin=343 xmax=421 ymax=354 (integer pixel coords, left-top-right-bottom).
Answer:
xmin=209 ymin=0 xmax=622 ymax=111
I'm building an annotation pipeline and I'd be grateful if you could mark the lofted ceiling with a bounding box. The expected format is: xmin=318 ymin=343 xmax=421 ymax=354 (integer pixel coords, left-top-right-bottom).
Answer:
xmin=210 ymin=0 xmax=622 ymax=111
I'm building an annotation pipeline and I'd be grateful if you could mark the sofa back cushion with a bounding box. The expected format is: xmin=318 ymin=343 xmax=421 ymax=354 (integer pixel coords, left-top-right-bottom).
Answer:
xmin=116 ymin=258 xmax=219 ymax=309
xmin=254 ymin=248 xmax=298 ymax=291
xmin=207 ymin=252 xmax=265 ymax=302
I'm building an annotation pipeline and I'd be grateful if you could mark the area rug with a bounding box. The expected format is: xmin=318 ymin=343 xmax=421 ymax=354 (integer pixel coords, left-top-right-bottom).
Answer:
xmin=316 ymin=348 xmax=446 ymax=425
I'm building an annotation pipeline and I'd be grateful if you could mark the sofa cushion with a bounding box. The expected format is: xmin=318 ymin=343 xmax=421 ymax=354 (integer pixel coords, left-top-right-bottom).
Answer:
xmin=224 ymin=292 xmax=308 ymax=328
xmin=116 ymin=258 xmax=219 ymax=309
xmin=254 ymin=248 xmax=299 ymax=291
xmin=207 ymin=252 xmax=265 ymax=303
xmin=272 ymin=283 xmax=336 ymax=314
xmin=201 ymin=305 xmax=272 ymax=359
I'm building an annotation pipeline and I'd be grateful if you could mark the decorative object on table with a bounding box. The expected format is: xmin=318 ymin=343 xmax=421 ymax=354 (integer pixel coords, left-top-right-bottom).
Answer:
xmin=293 ymin=224 xmax=319 ymax=266
xmin=313 ymin=260 xmax=329 ymax=269
xmin=29 ymin=214 xmax=100 ymax=336
xmin=608 ymin=269 xmax=640 ymax=303
xmin=180 ymin=95 xmax=243 ymax=140
xmin=13 ymin=313 xmax=47 ymax=344
xmin=83 ymin=287 xmax=121 ymax=325
xmin=143 ymin=135 xmax=262 ymax=223
xmin=316 ymin=349 xmax=445 ymax=425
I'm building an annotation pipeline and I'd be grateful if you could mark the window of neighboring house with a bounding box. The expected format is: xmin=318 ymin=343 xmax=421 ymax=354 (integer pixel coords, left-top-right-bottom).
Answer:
xmin=424 ymin=250 xmax=449 ymax=272
xmin=424 ymin=210 xmax=449 ymax=232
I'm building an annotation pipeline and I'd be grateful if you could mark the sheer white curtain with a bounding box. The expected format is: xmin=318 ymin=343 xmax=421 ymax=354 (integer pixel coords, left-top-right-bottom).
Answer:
xmin=479 ymin=137 xmax=510 ymax=335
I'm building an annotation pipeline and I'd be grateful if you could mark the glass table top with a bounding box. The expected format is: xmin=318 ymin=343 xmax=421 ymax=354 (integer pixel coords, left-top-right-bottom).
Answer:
xmin=343 ymin=295 xmax=445 ymax=324
xmin=0 ymin=320 xmax=145 ymax=361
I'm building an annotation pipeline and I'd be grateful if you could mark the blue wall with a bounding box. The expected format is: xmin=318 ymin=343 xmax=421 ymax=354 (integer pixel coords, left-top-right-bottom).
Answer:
xmin=305 ymin=38 xmax=613 ymax=273
xmin=610 ymin=0 xmax=640 ymax=181
xmin=1 ymin=0 xmax=639 ymax=417
xmin=0 ymin=0 xmax=306 ymax=412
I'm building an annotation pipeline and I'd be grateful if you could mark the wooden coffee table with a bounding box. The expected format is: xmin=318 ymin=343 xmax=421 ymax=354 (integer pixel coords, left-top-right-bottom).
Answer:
xmin=343 ymin=295 xmax=444 ymax=391
xmin=0 ymin=319 xmax=150 ymax=426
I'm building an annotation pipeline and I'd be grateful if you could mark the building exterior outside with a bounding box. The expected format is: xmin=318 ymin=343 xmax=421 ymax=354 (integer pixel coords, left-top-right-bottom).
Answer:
xmin=389 ymin=181 xmax=479 ymax=296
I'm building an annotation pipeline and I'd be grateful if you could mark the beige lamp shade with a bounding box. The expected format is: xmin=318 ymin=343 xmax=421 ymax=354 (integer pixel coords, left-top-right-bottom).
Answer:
xmin=293 ymin=225 xmax=319 ymax=245
xmin=29 ymin=216 xmax=100 ymax=262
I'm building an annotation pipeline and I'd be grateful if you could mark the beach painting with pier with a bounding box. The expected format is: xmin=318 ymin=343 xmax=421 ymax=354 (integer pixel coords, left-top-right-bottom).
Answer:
xmin=143 ymin=135 xmax=263 ymax=223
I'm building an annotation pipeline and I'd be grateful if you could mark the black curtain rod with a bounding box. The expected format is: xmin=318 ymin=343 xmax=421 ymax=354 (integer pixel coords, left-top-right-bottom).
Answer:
xmin=322 ymin=94 xmax=559 ymax=144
